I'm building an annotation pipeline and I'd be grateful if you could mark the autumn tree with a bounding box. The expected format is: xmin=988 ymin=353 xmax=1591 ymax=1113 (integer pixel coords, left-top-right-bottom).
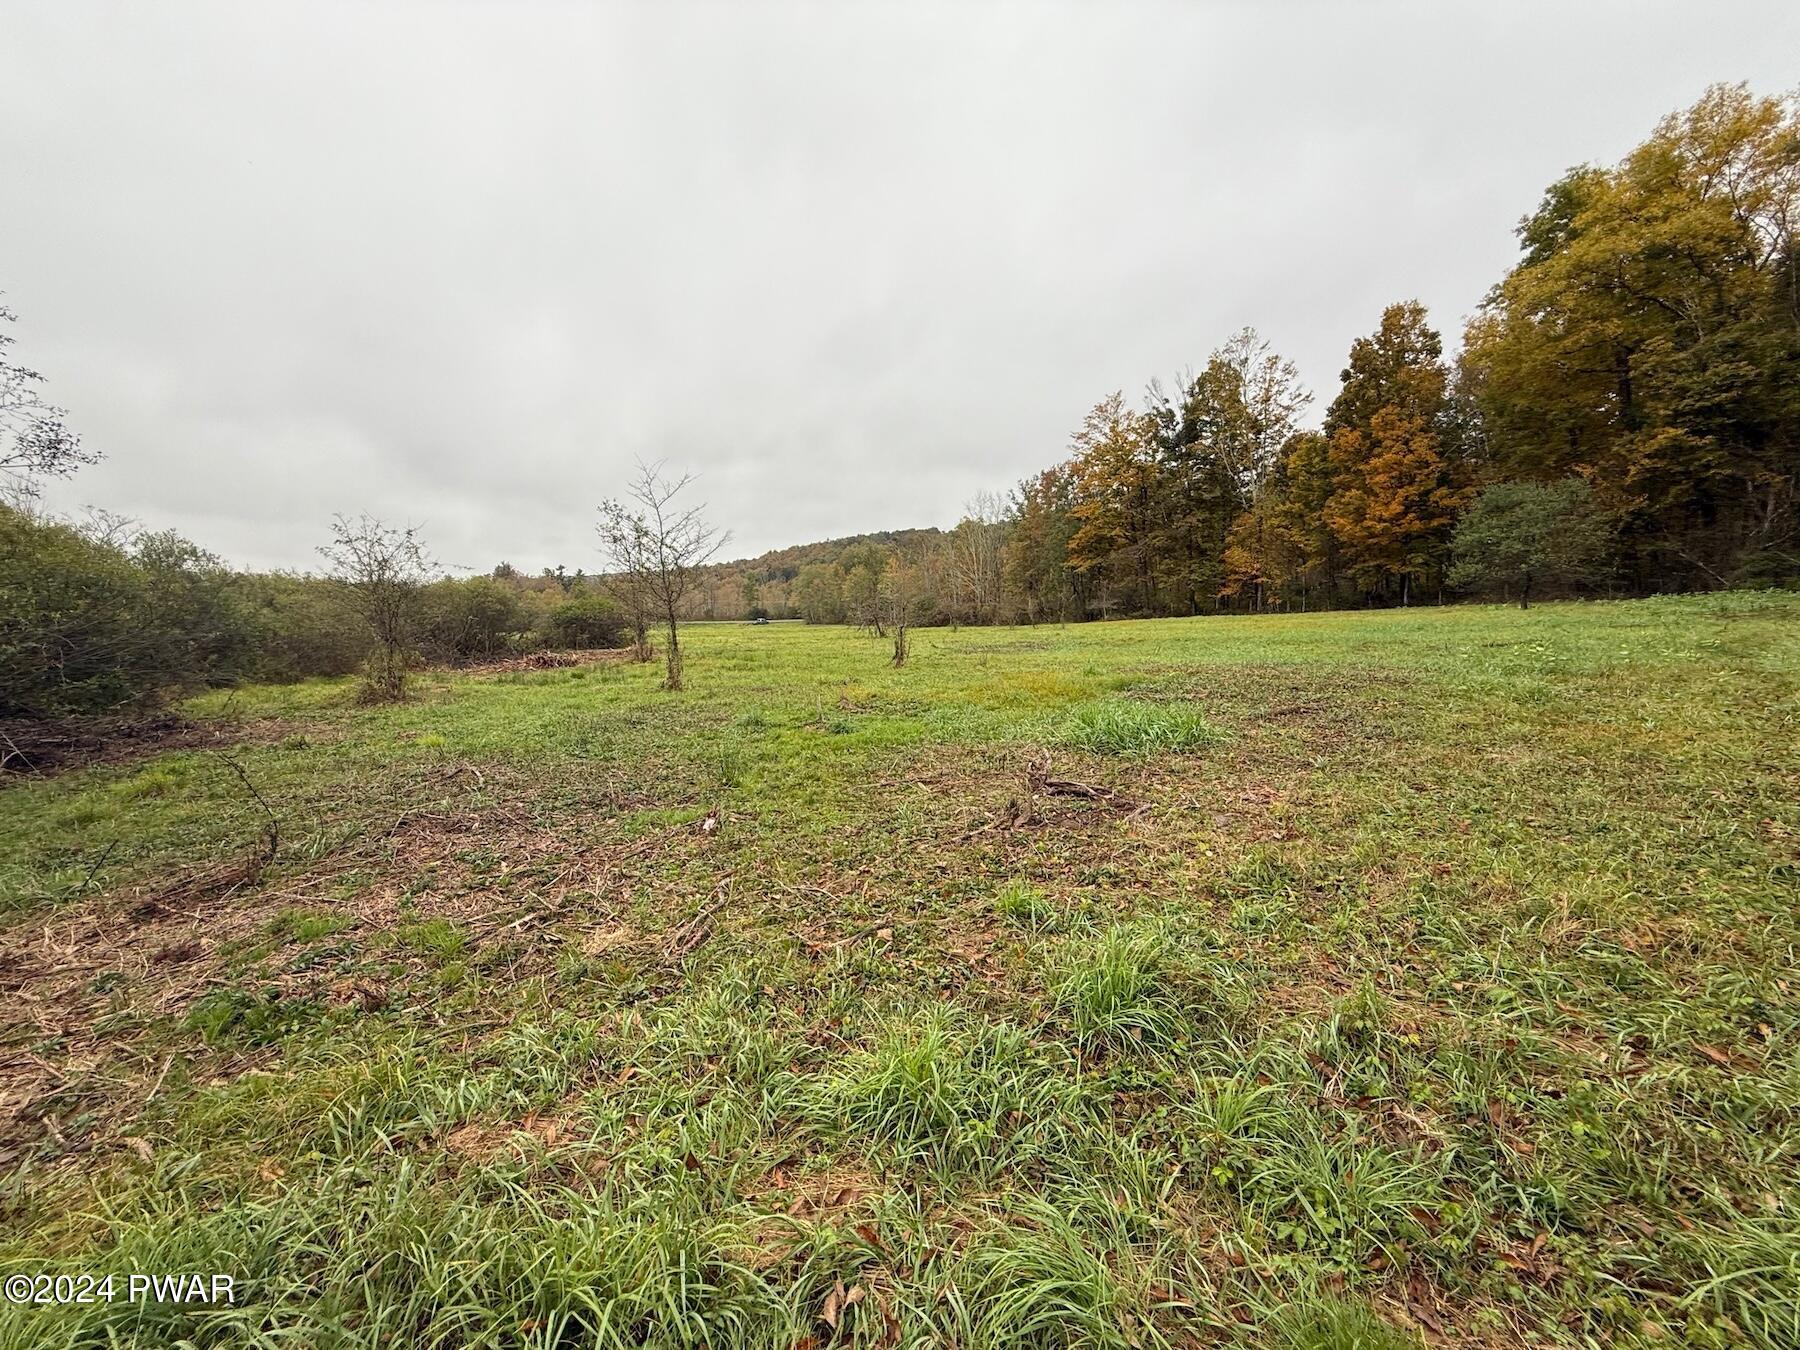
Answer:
xmin=838 ymin=542 xmax=890 ymax=635
xmin=1450 ymin=479 xmax=1614 ymax=606
xmin=879 ymin=555 xmax=931 ymax=666
xmin=1268 ymin=431 xmax=1342 ymax=606
xmin=1462 ymin=83 xmax=1799 ymax=588
xmin=1066 ymin=393 xmax=1162 ymax=614
xmin=1323 ymin=303 xmax=1468 ymax=602
xmin=596 ymin=462 xmax=727 ymax=691
xmin=319 ymin=515 xmax=436 ymax=702
xmin=792 ymin=563 xmax=845 ymax=624
xmin=1220 ymin=492 xmax=1302 ymax=611
xmin=1003 ymin=466 xmax=1085 ymax=622
xmin=1149 ymin=329 xmax=1309 ymax=613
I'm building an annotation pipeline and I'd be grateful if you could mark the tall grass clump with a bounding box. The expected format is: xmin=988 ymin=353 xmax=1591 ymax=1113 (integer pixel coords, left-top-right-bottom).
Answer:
xmin=993 ymin=878 xmax=1062 ymax=932
xmin=1051 ymin=925 xmax=1181 ymax=1052
xmin=1273 ymin=1297 xmax=1422 ymax=1350
xmin=818 ymin=1009 xmax=1092 ymax=1175
xmin=937 ymin=1199 xmax=1164 ymax=1350
xmin=1057 ymin=700 xmax=1222 ymax=756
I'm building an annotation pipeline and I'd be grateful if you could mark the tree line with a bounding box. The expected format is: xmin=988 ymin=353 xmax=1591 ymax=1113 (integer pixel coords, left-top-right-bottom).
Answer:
xmin=0 ymin=504 xmax=645 ymax=718
xmin=738 ymin=84 xmax=1794 ymax=625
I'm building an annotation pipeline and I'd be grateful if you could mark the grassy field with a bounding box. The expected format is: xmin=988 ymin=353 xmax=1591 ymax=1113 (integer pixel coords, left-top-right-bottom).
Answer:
xmin=2 ymin=594 xmax=1797 ymax=1348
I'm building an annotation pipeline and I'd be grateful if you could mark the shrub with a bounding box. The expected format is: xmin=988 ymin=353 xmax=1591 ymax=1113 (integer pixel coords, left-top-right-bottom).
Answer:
xmin=0 ymin=505 xmax=149 ymax=715
xmin=1449 ymin=478 xmax=1614 ymax=607
xmin=420 ymin=577 xmax=524 ymax=662
xmin=541 ymin=594 xmax=626 ymax=650
xmin=235 ymin=573 xmax=370 ymax=681
xmin=0 ymin=506 xmax=264 ymax=715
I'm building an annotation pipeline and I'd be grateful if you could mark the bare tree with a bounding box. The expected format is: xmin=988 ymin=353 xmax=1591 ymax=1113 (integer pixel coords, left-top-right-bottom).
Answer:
xmin=319 ymin=515 xmax=435 ymax=701
xmin=596 ymin=462 xmax=727 ymax=691
xmin=880 ymin=556 xmax=929 ymax=667
xmin=948 ymin=491 xmax=1008 ymax=624
xmin=599 ymin=542 xmax=656 ymax=663
xmin=1 ymin=299 xmax=97 ymax=503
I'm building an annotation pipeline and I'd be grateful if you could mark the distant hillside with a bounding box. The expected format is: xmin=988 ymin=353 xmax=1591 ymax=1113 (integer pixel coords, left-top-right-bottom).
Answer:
xmin=686 ymin=527 xmax=945 ymax=619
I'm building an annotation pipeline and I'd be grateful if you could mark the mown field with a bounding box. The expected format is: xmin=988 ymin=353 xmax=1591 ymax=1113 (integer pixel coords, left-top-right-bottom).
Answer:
xmin=2 ymin=594 xmax=1797 ymax=1349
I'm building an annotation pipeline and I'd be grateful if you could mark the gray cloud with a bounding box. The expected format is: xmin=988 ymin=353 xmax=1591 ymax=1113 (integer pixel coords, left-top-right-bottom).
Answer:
xmin=5 ymin=0 xmax=1796 ymax=572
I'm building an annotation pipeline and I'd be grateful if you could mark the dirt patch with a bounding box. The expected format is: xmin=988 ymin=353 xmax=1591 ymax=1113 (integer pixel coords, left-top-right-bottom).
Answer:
xmin=0 ymin=713 xmax=280 ymax=780
xmin=1129 ymin=662 xmax=1413 ymax=723
xmin=442 ymin=1108 xmax=585 ymax=1161
xmin=458 ymin=649 xmax=636 ymax=677
xmin=0 ymin=785 xmax=728 ymax=1167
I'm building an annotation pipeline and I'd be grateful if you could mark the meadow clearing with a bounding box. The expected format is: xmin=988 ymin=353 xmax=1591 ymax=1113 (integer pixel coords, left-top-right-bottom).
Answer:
xmin=1 ymin=594 xmax=1797 ymax=1349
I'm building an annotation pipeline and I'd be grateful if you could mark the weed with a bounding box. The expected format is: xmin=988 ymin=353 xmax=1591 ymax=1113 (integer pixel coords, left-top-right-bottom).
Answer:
xmin=1273 ymin=1298 xmax=1422 ymax=1350
xmin=993 ymin=878 xmax=1060 ymax=931
xmin=185 ymin=987 xmax=321 ymax=1047
xmin=1051 ymin=924 xmax=1182 ymax=1051
xmin=271 ymin=908 xmax=353 ymax=942
xmin=1057 ymin=699 xmax=1223 ymax=756
xmin=398 ymin=918 xmax=467 ymax=963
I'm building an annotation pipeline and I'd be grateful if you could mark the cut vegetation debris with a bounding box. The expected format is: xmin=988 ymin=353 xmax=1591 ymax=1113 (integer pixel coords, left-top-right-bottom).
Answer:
xmin=2 ymin=593 xmax=1798 ymax=1348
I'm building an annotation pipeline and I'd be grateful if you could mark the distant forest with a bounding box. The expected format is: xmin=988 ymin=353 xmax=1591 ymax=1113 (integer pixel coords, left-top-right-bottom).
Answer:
xmin=4 ymin=84 xmax=1796 ymax=717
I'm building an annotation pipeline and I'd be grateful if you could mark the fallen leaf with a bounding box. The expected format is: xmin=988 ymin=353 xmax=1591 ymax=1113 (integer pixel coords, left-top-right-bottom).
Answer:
xmin=854 ymin=1223 xmax=886 ymax=1252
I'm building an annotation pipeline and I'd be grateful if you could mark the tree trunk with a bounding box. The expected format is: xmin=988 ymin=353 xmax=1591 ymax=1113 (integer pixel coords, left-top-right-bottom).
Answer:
xmin=663 ymin=609 xmax=682 ymax=690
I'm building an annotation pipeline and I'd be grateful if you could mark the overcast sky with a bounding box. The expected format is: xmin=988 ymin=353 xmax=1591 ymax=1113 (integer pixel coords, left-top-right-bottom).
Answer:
xmin=4 ymin=2 xmax=1796 ymax=574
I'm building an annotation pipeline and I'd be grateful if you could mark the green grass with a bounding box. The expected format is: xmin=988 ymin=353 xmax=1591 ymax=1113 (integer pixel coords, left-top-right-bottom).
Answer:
xmin=1 ymin=592 xmax=1798 ymax=1347
xmin=1057 ymin=698 xmax=1224 ymax=756
xmin=1051 ymin=922 xmax=1182 ymax=1051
